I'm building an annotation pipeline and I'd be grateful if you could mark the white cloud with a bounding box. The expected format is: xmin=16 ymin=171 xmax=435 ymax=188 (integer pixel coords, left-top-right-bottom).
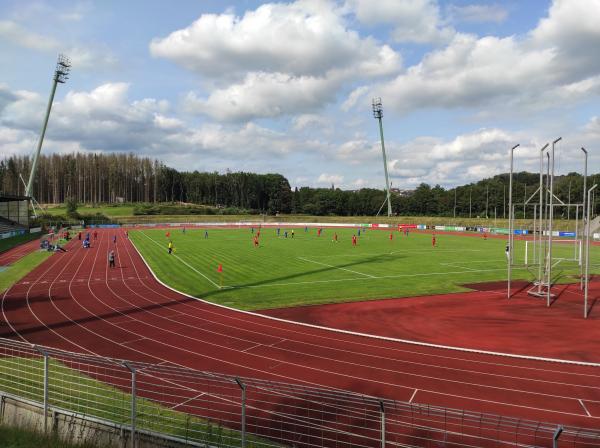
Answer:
xmin=184 ymin=72 xmax=340 ymax=121
xmin=348 ymin=0 xmax=600 ymax=116
xmin=317 ymin=173 xmax=344 ymax=185
xmin=151 ymin=0 xmax=400 ymax=79
xmin=447 ymin=4 xmax=508 ymax=24
xmin=152 ymin=0 xmax=401 ymax=121
xmin=346 ymin=0 xmax=454 ymax=44
xmin=0 ymin=20 xmax=60 ymax=51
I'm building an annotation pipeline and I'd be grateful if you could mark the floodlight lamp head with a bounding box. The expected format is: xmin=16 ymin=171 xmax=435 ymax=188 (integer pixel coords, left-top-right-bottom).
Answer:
xmin=581 ymin=147 xmax=587 ymax=154
xmin=541 ymin=143 xmax=549 ymax=152
xmin=552 ymin=137 xmax=562 ymax=145
xmin=54 ymin=54 xmax=71 ymax=84
xmin=372 ymin=97 xmax=383 ymax=119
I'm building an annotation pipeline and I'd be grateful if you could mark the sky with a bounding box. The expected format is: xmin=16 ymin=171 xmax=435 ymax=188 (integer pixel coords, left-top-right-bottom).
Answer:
xmin=0 ymin=0 xmax=599 ymax=190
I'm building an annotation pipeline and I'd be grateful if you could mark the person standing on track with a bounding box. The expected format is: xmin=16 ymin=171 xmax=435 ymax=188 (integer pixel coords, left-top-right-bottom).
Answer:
xmin=93 ymin=230 xmax=98 ymax=240
xmin=108 ymin=250 xmax=116 ymax=268
xmin=78 ymin=231 xmax=82 ymax=241
xmin=113 ymin=235 xmax=117 ymax=244
xmin=168 ymin=240 xmax=173 ymax=254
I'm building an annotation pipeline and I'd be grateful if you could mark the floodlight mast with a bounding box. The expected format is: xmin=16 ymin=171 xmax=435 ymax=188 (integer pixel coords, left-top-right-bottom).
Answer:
xmin=25 ymin=54 xmax=71 ymax=198
xmin=372 ymin=98 xmax=392 ymax=217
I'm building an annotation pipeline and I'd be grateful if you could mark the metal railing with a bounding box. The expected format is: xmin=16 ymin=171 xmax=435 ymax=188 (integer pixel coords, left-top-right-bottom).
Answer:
xmin=0 ymin=337 xmax=598 ymax=448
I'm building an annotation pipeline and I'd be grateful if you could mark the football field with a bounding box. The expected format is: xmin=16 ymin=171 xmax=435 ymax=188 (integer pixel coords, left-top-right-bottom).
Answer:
xmin=130 ymin=227 xmax=598 ymax=310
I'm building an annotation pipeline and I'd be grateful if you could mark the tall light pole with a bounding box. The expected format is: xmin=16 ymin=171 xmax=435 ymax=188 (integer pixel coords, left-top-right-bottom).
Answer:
xmin=372 ymin=98 xmax=392 ymax=217
xmin=26 ymin=54 xmax=71 ymax=198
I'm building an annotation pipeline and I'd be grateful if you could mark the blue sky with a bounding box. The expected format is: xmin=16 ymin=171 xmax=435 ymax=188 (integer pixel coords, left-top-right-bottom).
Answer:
xmin=0 ymin=0 xmax=598 ymax=189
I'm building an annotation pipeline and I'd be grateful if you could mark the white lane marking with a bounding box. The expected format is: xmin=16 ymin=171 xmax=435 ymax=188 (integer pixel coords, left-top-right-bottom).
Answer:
xmin=579 ymin=399 xmax=592 ymax=417
xmin=409 ymin=389 xmax=418 ymax=404
xmin=298 ymin=256 xmax=376 ymax=278
xmin=170 ymin=392 xmax=207 ymax=410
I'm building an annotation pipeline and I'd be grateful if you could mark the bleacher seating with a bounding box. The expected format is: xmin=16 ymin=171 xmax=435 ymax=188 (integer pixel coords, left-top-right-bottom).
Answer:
xmin=0 ymin=216 xmax=27 ymax=235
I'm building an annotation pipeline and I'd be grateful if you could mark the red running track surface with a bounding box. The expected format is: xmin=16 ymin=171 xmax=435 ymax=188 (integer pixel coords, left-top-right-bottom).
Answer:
xmin=261 ymin=279 xmax=600 ymax=363
xmin=0 ymin=238 xmax=41 ymax=266
xmin=1 ymin=228 xmax=599 ymax=432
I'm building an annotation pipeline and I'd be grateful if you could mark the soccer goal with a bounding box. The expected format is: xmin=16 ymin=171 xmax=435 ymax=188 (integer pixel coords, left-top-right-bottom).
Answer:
xmin=524 ymin=238 xmax=582 ymax=266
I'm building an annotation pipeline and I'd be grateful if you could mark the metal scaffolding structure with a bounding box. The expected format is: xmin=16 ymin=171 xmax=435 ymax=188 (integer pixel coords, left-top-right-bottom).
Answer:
xmin=507 ymin=140 xmax=595 ymax=318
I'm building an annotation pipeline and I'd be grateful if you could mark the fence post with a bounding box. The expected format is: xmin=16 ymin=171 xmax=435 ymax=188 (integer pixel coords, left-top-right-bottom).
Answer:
xmin=379 ymin=401 xmax=385 ymax=448
xmin=553 ymin=426 xmax=563 ymax=448
xmin=34 ymin=346 xmax=49 ymax=433
xmin=235 ymin=378 xmax=246 ymax=448
xmin=123 ymin=362 xmax=136 ymax=448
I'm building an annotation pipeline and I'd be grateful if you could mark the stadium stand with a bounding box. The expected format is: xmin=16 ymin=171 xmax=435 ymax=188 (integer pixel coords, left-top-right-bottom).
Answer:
xmin=0 ymin=194 xmax=30 ymax=238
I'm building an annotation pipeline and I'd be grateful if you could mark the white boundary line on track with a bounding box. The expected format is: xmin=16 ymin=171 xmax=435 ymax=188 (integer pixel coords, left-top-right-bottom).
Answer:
xmin=130 ymin=235 xmax=600 ymax=368
xmin=579 ymin=399 xmax=592 ymax=417
xmin=297 ymin=256 xmax=376 ymax=278
xmin=408 ymin=389 xmax=418 ymax=404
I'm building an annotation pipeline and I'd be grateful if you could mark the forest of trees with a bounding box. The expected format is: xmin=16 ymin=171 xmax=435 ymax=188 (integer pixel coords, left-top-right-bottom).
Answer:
xmin=0 ymin=153 xmax=598 ymax=217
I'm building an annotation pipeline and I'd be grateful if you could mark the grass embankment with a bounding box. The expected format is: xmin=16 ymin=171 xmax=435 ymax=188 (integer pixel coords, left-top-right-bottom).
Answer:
xmin=130 ymin=228 xmax=599 ymax=310
xmin=42 ymin=204 xmax=136 ymax=218
xmin=121 ymin=213 xmax=574 ymax=230
xmin=0 ymin=357 xmax=269 ymax=447
xmin=0 ymin=251 xmax=52 ymax=293
xmin=0 ymin=233 xmax=40 ymax=254
xmin=41 ymin=202 xmax=580 ymax=230
xmin=0 ymin=424 xmax=98 ymax=448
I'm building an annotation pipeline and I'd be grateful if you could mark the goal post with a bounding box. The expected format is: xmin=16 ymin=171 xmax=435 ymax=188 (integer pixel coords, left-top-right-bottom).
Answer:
xmin=525 ymin=238 xmax=582 ymax=266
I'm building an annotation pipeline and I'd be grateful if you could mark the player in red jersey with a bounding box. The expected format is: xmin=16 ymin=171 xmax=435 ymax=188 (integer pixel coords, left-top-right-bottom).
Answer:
xmin=432 ymin=233 xmax=436 ymax=247
xmin=352 ymin=235 xmax=357 ymax=246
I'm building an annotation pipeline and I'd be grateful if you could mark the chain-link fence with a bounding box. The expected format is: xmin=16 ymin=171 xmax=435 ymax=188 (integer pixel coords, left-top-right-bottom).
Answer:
xmin=0 ymin=337 xmax=598 ymax=447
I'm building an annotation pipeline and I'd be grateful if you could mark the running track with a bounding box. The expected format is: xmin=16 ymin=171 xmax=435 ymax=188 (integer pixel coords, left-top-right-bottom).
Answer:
xmin=1 ymin=228 xmax=599 ymax=434
xmin=0 ymin=237 xmax=40 ymax=266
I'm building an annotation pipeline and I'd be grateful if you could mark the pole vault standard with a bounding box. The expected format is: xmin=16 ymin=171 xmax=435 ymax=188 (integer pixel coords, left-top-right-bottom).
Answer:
xmin=507 ymin=143 xmax=519 ymax=298
xmin=584 ymin=184 xmax=598 ymax=318
xmin=509 ymin=139 xmax=591 ymax=317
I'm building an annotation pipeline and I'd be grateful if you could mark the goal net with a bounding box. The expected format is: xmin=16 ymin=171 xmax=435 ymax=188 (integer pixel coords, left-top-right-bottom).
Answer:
xmin=524 ymin=239 xmax=582 ymax=266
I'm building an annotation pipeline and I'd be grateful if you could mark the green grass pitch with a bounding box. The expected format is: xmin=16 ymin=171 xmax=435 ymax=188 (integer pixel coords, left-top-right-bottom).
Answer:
xmin=129 ymin=227 xmax=598 ymax=311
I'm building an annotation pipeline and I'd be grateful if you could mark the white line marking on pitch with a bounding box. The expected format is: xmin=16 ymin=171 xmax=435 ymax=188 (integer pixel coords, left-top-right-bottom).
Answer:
xmin=439 ymin=262 xmax=479 ymax=271
xmin=140 ymin=231 xmax=221 ymax=289
xmin=579 ymin=399 xmax=592 ymax=417
xmin=298 ymin=257 xmax=375 ymax=278
xmin=409 ymin=389 xmax=418 ymax=404
xmin=231 ymin=267 xmax=514 ymax=289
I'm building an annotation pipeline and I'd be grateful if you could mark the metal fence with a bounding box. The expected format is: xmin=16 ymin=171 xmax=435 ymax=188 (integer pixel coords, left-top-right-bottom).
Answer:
xmin=0 ymin=337 xmax=598 ymax=448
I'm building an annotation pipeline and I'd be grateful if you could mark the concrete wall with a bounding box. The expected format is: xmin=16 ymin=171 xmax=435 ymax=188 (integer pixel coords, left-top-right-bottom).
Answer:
xmin=0 ymin=393 xmax=205 ymax=448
